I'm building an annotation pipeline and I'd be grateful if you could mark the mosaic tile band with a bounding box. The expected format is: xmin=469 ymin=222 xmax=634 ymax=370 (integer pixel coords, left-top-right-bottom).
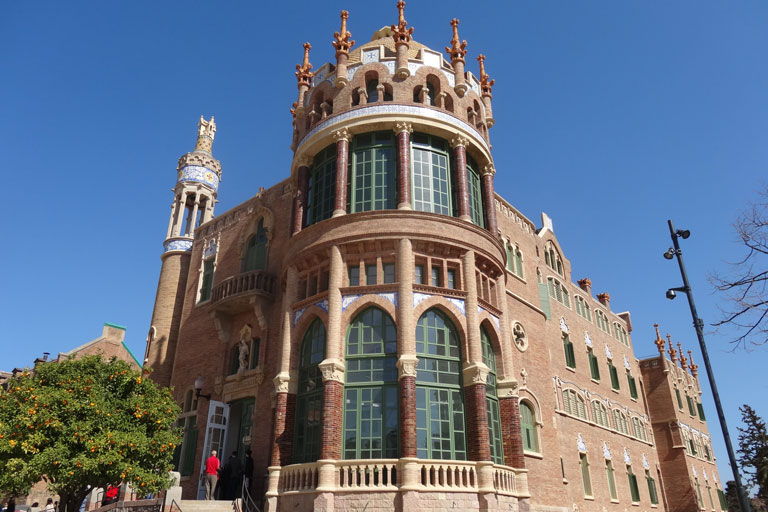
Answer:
xmin=177 ymin=165 xmax=220 ymax=190
xmin=163 ymin=239 xmax=193 ymax=253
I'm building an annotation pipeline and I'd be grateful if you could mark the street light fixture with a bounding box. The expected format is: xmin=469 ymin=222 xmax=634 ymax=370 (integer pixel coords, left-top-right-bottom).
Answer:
xmin=194 ymin=375 xmax=212 ymax=401
xmin=663 ymin=219 xmax=751 ymax=512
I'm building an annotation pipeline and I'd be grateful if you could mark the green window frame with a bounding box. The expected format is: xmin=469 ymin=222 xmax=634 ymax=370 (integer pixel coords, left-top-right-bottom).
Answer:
xmin=344 ymin=307 xmax=399 ymax=459
xmin=627 ymin=466 xmax=641 ymax=503
xmin=411 ymin=134 xmax=451 ymax=215
xmin=609 ymin=362 xmax=620 ymax=390
xmin=589 ymin=350 xmax=600 ymax=380
xmin=466 ymin=157 xmax=485 ymax=227
xmin=548 ymin=277 xmax=570 ymax=307
xmin=592 ymin=400 xmax=610 ymax=428
xmin=383 ymin=262 xmax=395 ymax=284
xmin=415 ymin=264 xmax=425 ymax=284
xmin=606 ymin=460 xmax=618 ymax=500
xmin=580 ymin=453 xmax=592 ymax=497
xmin=431 ymin=266 xmax=441 ymax=287
xmin=446 ymin=268 xmax=456 ymax=289
xmin=614 ymin=322 xmax=629 ymax=346
xmin=697 ymin=401 xmax=707 ymax=421
xmin=366 ymin=263 xmax=377 ymax=285
xmin=293 ymin=318 xmax=326 ymax=463
xmin=687 ymin=395 xmax=697 ymax=416
xmin=545 ymin=243 xmax=563 ymax=275
xmin=695 ymin=478 xmax=704 ymax=507
xmin=481 ymin=327 xmax=503 ymax=464
xmin=199 ymin=258 xmax=214 ymax=302
xmin=595 ymin=310 xmax=611 ymax=333
xmin=718 ymin=488 xmax=728 ymax=510
xmin=704 ymin=443 xmax=712 ymax=461
xmin=627 ymin=373 xmax=638 ymax=399
xmin=575 ymin=295 xmax=591 ymax=321
xmin=563 ymin=335 xmax=576 ymax=369
xmin=415 ymin=309 xmax=466 ymax=460
xmin=563 ymin=389 xmax=587 ymax=419
xmin=176 ymin=416 xmax=198 ymax=477
xmin=348 ymin=265 xmax=360 ymax=286
xmin=675 ymin=387 xmax=683 ymax=410
xmin=250 ymin=338 xmax=260 ymax=369
xmin=349 ymin=132 xmax=396 ymax=212
xmin=307 ymin=145 xmax=336 ymax=226
xmin=520 ymin=401 xmax=539 ymax=452
xmin=243 ymin=218 xmax=268 ymax=271
xmin=646 ymin=470 xmax=659 ymax=505
xmin=613 ymin=409 xmax=628 ymax=434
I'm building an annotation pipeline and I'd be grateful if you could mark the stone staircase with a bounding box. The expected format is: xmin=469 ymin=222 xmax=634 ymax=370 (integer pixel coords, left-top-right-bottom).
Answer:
xmin=176 ymin=500 xmax=236 ymax=512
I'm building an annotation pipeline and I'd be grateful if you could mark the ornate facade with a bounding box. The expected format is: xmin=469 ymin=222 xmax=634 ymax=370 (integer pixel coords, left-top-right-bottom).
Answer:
xmin=144 ymin=4 xmax=727 ymax=511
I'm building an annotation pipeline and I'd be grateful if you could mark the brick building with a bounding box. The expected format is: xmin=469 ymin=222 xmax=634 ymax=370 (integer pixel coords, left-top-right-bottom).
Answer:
xmin=143 ymin=3 xmax=728 ymax=511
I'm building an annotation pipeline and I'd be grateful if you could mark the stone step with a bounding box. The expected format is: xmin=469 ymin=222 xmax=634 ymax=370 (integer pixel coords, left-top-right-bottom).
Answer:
xmin=176 ymin=499 xmax=235 ymax=512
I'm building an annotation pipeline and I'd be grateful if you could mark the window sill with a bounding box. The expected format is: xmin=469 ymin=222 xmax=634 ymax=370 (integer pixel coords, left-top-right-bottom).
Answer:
xmin=631 ymin=502 xmax=640 ymax=507
xmin=610 ymin=499 xmax=619 ymax=504
xmin=611 ymin=388 xmax=620 ymax=394
xmin=583 ymin=495 xmax=594 ymax=501
xmin=524 ymin=451 xmax=543 ymax=460
xmin=590 ymin=378 xmax=600 ymax=384
xmin=565 ymin=366 xmax=576 ymax=373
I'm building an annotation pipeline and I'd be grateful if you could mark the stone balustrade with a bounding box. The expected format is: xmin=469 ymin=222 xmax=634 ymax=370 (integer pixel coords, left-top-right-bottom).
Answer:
xmin=210 ymin=269 xmax=276 ymax=304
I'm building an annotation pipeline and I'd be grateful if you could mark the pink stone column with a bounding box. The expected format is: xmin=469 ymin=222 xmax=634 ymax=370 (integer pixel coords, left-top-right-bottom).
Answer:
xmin=332 ymin=129 xmax=350 ymax=217
xmin=291 ymin=164 xmax=310 ymax=235
xmin=451 ymin=136 xmax=470 ymax=221
xmin=394 ymin=122 xmax=413 ymax=210
xmin=481 ymin=165 xmax=498 ymax=236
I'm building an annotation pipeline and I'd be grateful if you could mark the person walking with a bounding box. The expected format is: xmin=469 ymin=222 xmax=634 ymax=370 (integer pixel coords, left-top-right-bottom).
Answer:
xmin=43 ymin=498 xmax=55 ymax=512
xmin=204 ymin=449 xmax=220 ymax=500
xmin=243 ymin=449 xmax=254 ymax=495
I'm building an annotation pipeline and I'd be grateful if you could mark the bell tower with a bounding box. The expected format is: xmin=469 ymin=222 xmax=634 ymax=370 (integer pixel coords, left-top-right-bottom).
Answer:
xmin=144 ymin=116 xmax=222 ymax=387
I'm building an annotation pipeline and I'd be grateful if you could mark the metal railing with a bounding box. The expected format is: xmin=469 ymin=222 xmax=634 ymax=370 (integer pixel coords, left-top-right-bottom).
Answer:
xmin=233 ymin=480 xmax=261 ymax=512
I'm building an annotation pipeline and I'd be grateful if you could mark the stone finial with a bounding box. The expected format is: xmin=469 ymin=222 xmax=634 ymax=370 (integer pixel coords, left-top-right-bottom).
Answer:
xmin=391 ymin=1 xmax=414 ymax=44
xmin=667 ymin=334 xmax=677 ymax=362
xmin=445 ymin=19 xmax=467 ymax=64
xmin=332 ymin=10 xmax=355 ymax=57
xmin=477 ymin=55 xmax=495 ymax=97
xmin=295 ymin=43 xmax=314 ymax=88
xmin=653 ymin=324 xmax=666 ymax=355
xmin=678 ymin=342 xmax=687 ymax=369
xmin=577 ymin=278 xmax=592 ymax=294
xmin=688 ymin=350 xmax=699 ymax=377
xmin=597 ymin=292 xmax=610 ymax=309
xmin=194 ymin=116 xmax=216 ymax=153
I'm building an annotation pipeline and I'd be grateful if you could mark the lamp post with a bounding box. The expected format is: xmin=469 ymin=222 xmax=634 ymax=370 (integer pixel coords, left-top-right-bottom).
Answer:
xmin=663 ymin=219 xmax=751 ymax=512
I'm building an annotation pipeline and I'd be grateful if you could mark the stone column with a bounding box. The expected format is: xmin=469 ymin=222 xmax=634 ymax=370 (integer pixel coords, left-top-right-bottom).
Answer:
xmin=451 ymin=135 xmax=470 ymax=221
xmin=171 ymin=191 xmax=187 ymax=237
xmin=395 ymin=43 xmax=410 ymax=79
xmin=332 ymin=129 xmax=350 ymax=218
xmin=498 ymin=380 xmax=525 ymax=468
xmin=394 ymin=122 xmax=413 ymax=210
xmin=292 ymin=161 xmax=310 ymax=235
xmin=166 ymin=200 xmax=177 ymax=239
xmin=271 ymin=266 xmax=298 ymax=466
xmin=481 ymin=166 xmax=498 ymax=237
xmin=187 ymin=195 xmax=200 ymax=235
xmin=396 ymin=238 xmax=418 ymax=458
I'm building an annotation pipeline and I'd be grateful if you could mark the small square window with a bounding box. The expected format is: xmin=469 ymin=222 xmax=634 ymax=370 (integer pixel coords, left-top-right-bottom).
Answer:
xmin=348 ymin=266 xmax=360 ymax=286
xmin=415 ymin=264 xmax=425 ymax=285
xmin=383 ymin=262 xmax=395 ymax=284
xmin=431 ymin=266 xmax=441 ymax=287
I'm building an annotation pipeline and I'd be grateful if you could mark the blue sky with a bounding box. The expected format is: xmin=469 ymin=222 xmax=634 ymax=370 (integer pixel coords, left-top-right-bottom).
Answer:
xmin=2 ymin=0 xmax=766 ymax=489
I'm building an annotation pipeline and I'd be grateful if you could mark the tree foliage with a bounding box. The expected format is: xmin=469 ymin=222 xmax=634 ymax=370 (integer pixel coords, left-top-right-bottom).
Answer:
xmin=712 ymin=188 xmax=768 ymax=347
xmin=738 ymin=404 xmax=768 ymax=506
xmin=0 ymin=356 xmax=181 ymax=512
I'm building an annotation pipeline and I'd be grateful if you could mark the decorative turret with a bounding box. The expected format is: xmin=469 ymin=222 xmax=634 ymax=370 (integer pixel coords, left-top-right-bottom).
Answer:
xmin=653 ymin=324 xmax=666 ymax=356
xmin=477 ymin=55 xmax=495 ymax=127
xmin=677 ymin=342 xmax=688 ymax=370
xmin=667 ymin=334 xmax=677 ymax=364
xmin=333 ymin=10 xmax=355 ymax=88
xmin=445 ymin=18 xmax=468 ymax=97
xmin=295 ymin=43 xmax=314 ymax=115
xmin=391 ymin=1 xmax=414 ymax=79
xmin=688 ymin=350 xmax=699 ymax=377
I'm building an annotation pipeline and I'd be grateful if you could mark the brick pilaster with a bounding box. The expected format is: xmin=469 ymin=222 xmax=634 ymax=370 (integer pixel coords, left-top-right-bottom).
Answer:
xmin=481 ymin=166 xmax=498 ymax=236
xmin=466 ymin=382 xmax=491 ymax=461
xmin=395 ymin=123 xmax=413 ymax=209
xmin=500 ymin=396 xmax=525 ymax=468
xmin=292 ymin=165 xmax=309 ymax=235
xmin=320 ymin=380 xmax=344 ymax=460
xmin=451 ymin=137 xmax=470 ymax=221
xmin=399 ymin=375 xmax=417 ymax=457
xmin=270 ymin=392 xmax=296 ymax=466
xmin=333 ymin=130 xmax=350 ymax=217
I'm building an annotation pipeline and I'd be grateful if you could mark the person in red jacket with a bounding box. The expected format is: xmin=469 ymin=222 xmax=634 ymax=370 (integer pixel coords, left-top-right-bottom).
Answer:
xmin=204 ymin=450 xmax=220 ymax=500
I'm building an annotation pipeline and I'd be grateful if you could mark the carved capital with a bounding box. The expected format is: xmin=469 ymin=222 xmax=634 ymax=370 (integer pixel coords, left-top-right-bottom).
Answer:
xmin=393 ymin=122 xmax=413 ymax=135
xmin=462 ymin=362 xmax=490 ymax=386
xmin=481 ymin=165 xmax=496 ymax=177
xmin=318 ymin=358 xmax=346 ymax=383
xmin=295 ymin=154 xmax=313 ymax=168
xmin=450 ymin=135 xmax=469 ymax=149
xmin=497 ymin=378 xmax=520 ymax=398
xmin=273 ymin=371 xmax=296 ymax=394
xmin=332 ymin=128 xmax=351 ymax=143
xmin=396 ymin=355 xmax=419 ymax=380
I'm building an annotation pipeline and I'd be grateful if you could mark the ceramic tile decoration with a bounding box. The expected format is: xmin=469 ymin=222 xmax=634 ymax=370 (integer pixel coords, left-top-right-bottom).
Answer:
xmin=178 ymin=165 xmax=219 ymax=190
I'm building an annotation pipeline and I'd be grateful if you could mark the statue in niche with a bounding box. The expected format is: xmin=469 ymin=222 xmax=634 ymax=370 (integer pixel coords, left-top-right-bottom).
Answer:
xmin=238 ymin=324 xmax=252 ymax=373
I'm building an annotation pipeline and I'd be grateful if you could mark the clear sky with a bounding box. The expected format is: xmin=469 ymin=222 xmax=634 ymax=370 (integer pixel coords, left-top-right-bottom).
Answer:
xmin=3 ymin=0 xmax=766 ymax=490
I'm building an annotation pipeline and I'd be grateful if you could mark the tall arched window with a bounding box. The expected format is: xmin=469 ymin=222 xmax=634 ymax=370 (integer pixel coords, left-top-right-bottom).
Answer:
xmin=481 ymin=326 xmax=503 ymax=464
xmin=545 ymin=242 xmax=563 ymax=275
xmin=411 ymin=134 xmax=451 ymax=215
xmin=344 ymin=307 xmax=399 ymax=459
xmin=520 ymin=400 xmax=539 ymax=453
xmin=415 ymin=309 xmax=466 ymax=460
xmin=243 ymin=218 xmax=268 ymax=271
xmin=467 ymin=156 xmax=484 ymax=228
xmin=349 ymin=132 xmax=396 ymax=212
xmin=293 ymin=318 xmax=326 ymax=463
xmin=306 ymin=145 xmax=336 ymax=226
xmin=366 ymin=78 xmax=379 ymax=103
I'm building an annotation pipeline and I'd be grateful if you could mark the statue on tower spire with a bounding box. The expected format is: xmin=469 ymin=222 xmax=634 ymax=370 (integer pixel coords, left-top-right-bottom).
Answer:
xmin=678 ymin=342 xmax=688 ymax=369
xmin=194 ymin=116 xmax=216 ymax=153
xmin=653 ymin=323 xmax=666 ymax=356
xmin=477 ymin=54 xmax=496 ymax=127
xmin=392 ymin=1 xmax=414 ymax=79
xmin=296 ymin=43 xmax=314 ymax=87
xmin=667 ymin=334 xmax=677 ymax=363
xmin=332 ymin=11 xmax=355 ymax=88
xmin=445 ymin=19 xmax=467 ymax=63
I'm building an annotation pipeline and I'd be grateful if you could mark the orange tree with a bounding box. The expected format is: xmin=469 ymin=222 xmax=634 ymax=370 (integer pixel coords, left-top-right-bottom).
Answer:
xmin=0 ymin=355 xmax=181 ymax=512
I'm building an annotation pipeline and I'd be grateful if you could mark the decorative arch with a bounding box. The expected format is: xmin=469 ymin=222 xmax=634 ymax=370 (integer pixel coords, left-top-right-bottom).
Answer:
xmin=293 ymin=317 xmax=326 ymax=464
xmin=238 ymin=207 xmax=275 ymax=262
xmin=412 ymin=295 xmax=468 ymax=361
xmin=340 ymin=294 xmax=398 ymax=328
xmin=479 ymin=317 xmax=506 ymax=378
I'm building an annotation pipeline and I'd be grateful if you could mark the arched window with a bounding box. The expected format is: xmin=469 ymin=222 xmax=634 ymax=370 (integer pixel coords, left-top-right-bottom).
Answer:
xmin=614 ymin=322 xmax=629 ymax=346
xmin=563 ymin=389 xmax=587 ymax=419
xmin=548 ymin=277 xmax=570 ymax=307
xmin=343 ymin=307 xmax=399 ymax=459
xmin=591 ymin=400 xmax=610 ymax=428
xmin=366 ymin=77 xmax=379 ymax=103
xmin=575 ymin=296 xmax=591 ymax=321
xmin=612 ymin=409 xmax=628 ymax=435
xmin=293 ymin=318 xmax=326 ymax=463
xmin=175 ymin=389 xmax=198 ymax=477
xmin=306 ymin=145 xmax=336 ymax=226
xmin=481 ymin=326 xmax=503 ymax=464
xmin=411 ymin=133 xmax=451 ymax=215
xmin=520 ymin=400 xmax=539 ymax=453
xmin=466 ymin=156 xmax=484 ymax=228
xmin=595 ymin=310 xmax=611 ymax=333
xmin=415 ymin=309 xmax=466 ymax=460
xmin=349 ymin=132 xmax=396 ymax=212
xmin=544 ymin=242 xmax=563 ymax=275
xmin=243 ymin=218 xmax=268 ymax=271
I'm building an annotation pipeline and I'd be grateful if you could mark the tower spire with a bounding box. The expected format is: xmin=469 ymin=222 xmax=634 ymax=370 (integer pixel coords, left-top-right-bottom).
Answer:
xmin=653 ymin=323 xmax=666 ymax=356
xmin=392 ymin=1 xmax=414 ymax=79
xmin=477 ymin=55 xmax=496 ymax=127
xmin=446 ymin=19 xmax=468 ymax=97
xmin=667 ymin=334 xmax=677 ymax=363
xmin=332 ymin=11 xmax=355 ymax=88
xmin=677 ymin=342 xmax=688 ymax=369
xmin=194 ymin=115 xmax=216 ymax=153
xmin=688 ymin=350 xmax=699 ymax=377
xmin=293 ymin=43 xmax=314 ymax=116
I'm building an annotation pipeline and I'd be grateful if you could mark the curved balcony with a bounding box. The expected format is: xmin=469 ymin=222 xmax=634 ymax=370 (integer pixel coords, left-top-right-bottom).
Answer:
xmin=210 ymin=269 xmax=276 ymax=314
